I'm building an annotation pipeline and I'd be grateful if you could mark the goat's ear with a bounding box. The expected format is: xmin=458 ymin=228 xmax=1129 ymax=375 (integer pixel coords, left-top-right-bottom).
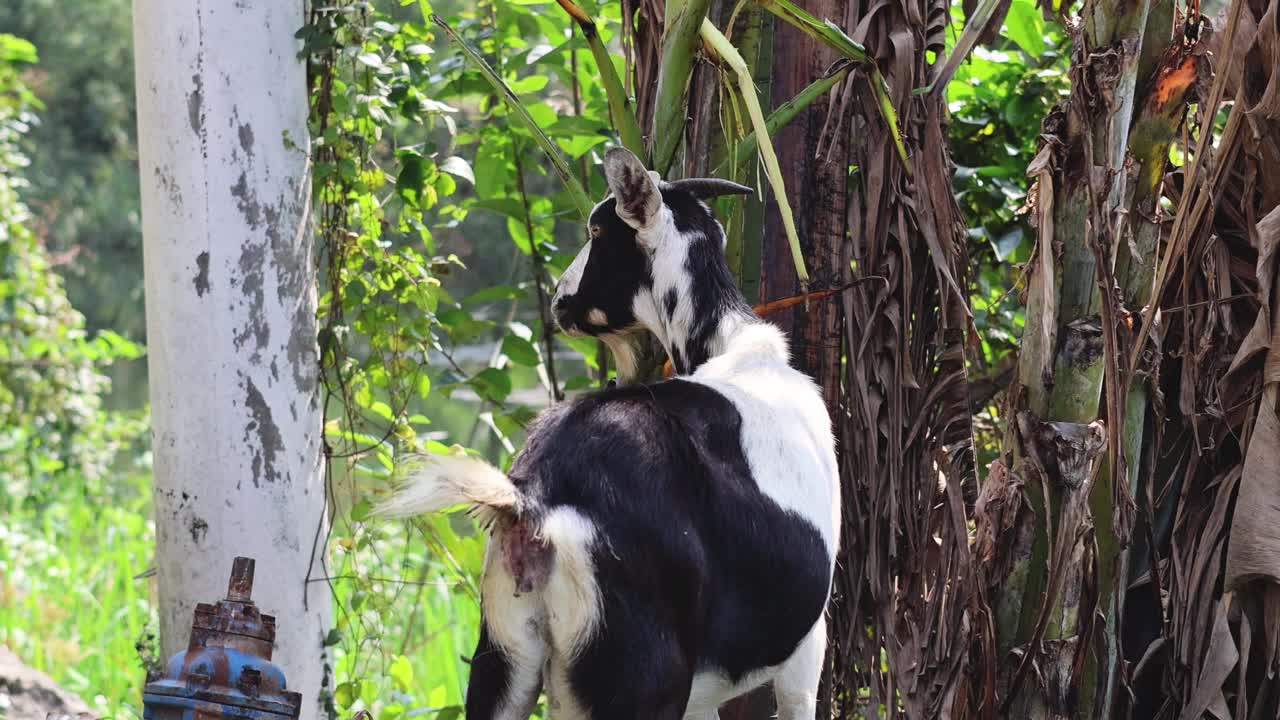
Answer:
xmin=603 ymin=148 xmax=661 ymax=230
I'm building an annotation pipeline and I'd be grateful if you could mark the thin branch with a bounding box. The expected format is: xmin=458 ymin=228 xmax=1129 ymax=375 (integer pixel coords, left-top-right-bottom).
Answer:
xmin=514 ymin=149 xmax=564 ymax=403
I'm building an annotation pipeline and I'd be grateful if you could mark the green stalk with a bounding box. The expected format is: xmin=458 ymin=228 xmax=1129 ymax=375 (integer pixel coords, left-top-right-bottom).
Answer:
xmin=652 ymin=0 xmax=712 ymax=174
xmin=753 ymin=0 xmax=911 ymax=174
xmin=711 ymin=65 xmax=851 ymax=179
xmin=431 ymin=14 xmax=593 ymax=220
xmin=754 ymin=0 xmax=869 ymax=60
xmin=554 ymin=0 xmax=647 ymax=161
xmin=700 ymin=18 xmax=807 ymax=282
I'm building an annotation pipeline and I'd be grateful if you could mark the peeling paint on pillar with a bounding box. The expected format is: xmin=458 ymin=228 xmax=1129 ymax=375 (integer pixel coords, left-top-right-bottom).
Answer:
xmin=187 ymin=73 xmax=204 ymax=135
xmin=193 ymin=251 xmax=211 ymax=296
xmin=234 ymin=241 xmax=269 ymax=355
xmin=230 ymin=172 xmax=262 ymax=227
xmin=243 ymin=376 xmax=284 ymax=487
xmin=238 ymin=123 xmax=255 ymax=158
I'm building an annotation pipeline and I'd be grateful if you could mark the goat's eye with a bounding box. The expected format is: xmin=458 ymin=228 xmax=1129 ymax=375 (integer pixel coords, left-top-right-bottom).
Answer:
xmin=589 ymin=225 xmax=602 ymax=239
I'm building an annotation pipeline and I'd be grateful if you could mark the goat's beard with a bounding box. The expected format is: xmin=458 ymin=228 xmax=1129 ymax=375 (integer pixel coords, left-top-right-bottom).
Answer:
xmin=601 ymin=332 xmax=667 ymax=385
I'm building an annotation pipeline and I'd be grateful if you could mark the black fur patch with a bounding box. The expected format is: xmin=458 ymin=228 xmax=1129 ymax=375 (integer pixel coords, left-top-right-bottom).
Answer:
xmin=554 ymin=197 xmax=651 ymax=336
xmin=504 ymin=380 xmax=831 ymax=713
xmin=662 ymin=186 xmax=755 ymax=372
xmin=465 ymin=623 xmax=513 ymax=718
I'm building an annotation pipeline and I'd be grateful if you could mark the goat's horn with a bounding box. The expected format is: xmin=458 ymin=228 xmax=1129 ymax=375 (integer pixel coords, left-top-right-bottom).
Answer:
xmin=666 ymin=178 xmax=754 ymax=199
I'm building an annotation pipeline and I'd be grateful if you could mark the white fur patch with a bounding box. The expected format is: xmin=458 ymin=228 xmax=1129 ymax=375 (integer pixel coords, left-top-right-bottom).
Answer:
xmin=587 ymin=308 xmax=609 ymax=326
xmin=554 ymin=239 xmax=592 ymax=300
xmin=479 ymin=540 xmax=549 ymax=718
xmin=690 ymin=323 xmax=840 ymax=555
xmin=545 ymin=658 xmax=592 ymax=720
xmin=539 ymin=508 xmax=603 ymax=660
xmin=773 ymin=617 xmax=827 ymax=719
xmin=603 ymin=334 xmax=639 ymax=384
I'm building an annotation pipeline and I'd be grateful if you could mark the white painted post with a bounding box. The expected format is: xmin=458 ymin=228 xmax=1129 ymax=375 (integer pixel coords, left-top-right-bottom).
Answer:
xmin=133 ymin=2 xmax=329 ymax=716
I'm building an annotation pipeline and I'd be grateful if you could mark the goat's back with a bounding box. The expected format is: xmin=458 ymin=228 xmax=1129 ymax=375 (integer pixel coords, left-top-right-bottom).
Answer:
xmin=510 ymin=377 xmax=835 ymax=687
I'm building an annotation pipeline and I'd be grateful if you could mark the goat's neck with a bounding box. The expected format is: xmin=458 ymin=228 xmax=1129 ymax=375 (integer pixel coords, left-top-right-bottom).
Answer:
xmin=639 ymin=287 xmax=782 ymax=377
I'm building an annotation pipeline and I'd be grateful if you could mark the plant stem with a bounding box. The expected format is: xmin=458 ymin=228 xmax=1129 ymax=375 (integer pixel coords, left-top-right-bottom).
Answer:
xmin=652 ymin=0 xmax=712 ymax=173
xmin=700 ymin=17 xmax=807 ymax=282
xmin=513 ymin=148 xmax=564 ymax=404
xmin=711 ymin=65 xmax=850 ymax=179
xmin=554 ymin=0 xmax=648 ymax=160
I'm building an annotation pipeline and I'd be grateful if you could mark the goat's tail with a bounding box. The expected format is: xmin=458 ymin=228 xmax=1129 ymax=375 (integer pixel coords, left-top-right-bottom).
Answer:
xmin=371 ymin=451 xmax=520 ymax=526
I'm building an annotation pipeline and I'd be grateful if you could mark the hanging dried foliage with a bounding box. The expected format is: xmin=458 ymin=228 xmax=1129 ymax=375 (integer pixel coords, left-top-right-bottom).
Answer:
xmin=825 ymin=0 xmax=985 ymax=713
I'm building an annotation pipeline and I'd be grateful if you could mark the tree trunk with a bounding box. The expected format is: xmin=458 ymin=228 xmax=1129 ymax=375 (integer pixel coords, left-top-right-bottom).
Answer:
xmin=133 ymin=2 xmax=330 ymax=717
xmin=984 ymin=0 xmax=1189 ymax=713
xmin=759 ymin=0 xmax=848 ymax=409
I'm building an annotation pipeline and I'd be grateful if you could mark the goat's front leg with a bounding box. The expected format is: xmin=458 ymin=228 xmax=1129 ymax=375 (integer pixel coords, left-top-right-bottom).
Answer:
xmin=772 ymin=617 xmax=826 ymax=720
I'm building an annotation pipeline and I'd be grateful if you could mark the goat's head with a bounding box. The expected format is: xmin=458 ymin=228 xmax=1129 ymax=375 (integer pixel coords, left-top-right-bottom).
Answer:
xmin=552 ymin=148 xmax=753 ymax=377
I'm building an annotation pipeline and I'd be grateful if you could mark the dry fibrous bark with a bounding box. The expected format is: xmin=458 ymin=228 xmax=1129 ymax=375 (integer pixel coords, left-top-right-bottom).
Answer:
xmin=983 ymin=0 xmax=1280 ymax=714
xmin=825 ymin=0 xmax=983 ymax=715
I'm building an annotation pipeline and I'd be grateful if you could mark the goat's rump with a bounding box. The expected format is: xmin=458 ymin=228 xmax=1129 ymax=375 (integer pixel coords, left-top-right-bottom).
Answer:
xmin=511 ymin=379 xmax=833 ymax=684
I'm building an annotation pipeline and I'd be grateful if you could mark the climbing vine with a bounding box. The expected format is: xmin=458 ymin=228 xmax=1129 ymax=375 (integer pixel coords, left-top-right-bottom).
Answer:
xmin=300 ymin=1 xmax=628 ymax=716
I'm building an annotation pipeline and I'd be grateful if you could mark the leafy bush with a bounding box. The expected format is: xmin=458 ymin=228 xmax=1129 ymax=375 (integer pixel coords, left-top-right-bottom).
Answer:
xmin=0 ymin=32 xmax=153 ymax=720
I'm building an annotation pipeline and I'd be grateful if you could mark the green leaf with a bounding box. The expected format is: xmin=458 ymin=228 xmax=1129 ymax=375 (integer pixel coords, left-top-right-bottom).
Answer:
xmin=559 ymin=334 xmax=600 ymax=370
xmin=349 ymin=499 xmax=373 ymax=522
xmin=468 ymin=367 xmax=513 ymax=403
xmin=564 ymin=374 xmax=594 ymax=391
xmin=473 ymin=142 xmax=512 ymax=198
xmin=431 ymin=16 xmax=593 ymax=219
xmin=0 ymin=35 xmax=38 ymax=64
xmin=438 ymin=308 xmax=496 ymax=344
xmin=556 ymin=133 xmax=608 ymax=158
xmin=501 ymin=334 xmax=540 ymax=366
xmin=388 ymin=655 xmax=413 ymax=692
xmin=396 ymin=153 xmax=428 ymax=208
xmin=1005 ymin=0 xmax=1045 ymax=56
xmin=991 ymin=226 xmax=1026 ymax=261
xmin=369 ymin=401 xmax=395 ymax=422
xmin=471 ymin=197 xmax=526 ymax=220
xmin=335 ymin=681 xmax=359 ymax=709
xmin=523 ymin=101 xmax=558 ymax=129
xmin=507 ymin=216 xmax=533 ymax=255
xmin=462 ymin=285 xmax=522 ymax=306
xmin=508 ymin=74 xmax=549 ymax=93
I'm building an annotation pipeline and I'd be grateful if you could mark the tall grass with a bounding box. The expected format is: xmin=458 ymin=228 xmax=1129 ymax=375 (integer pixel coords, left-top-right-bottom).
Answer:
xmin=0 ymin=469 xmax=156 ymax=720
xmin=1 ymin=463 xmax=490 ymax=720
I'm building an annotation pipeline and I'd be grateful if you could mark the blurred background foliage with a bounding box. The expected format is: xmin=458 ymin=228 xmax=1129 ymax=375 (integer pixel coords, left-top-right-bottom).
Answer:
xmin=0 ymin=0 xmax=1066 ymax=717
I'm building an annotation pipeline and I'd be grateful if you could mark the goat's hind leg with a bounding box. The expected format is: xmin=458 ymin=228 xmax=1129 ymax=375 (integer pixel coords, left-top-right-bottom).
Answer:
xmin=466 ymin=617 xmax=545 ymax=719
xmin=772 ymin=617 xmax=826 ymax=720
xmin=466 ymin=542 xmax=550 ymax=719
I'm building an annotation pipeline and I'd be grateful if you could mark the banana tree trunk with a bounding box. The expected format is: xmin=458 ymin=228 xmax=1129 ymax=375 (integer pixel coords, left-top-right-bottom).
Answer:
xmin=984 ymin=0 xmax=1193 ymax=713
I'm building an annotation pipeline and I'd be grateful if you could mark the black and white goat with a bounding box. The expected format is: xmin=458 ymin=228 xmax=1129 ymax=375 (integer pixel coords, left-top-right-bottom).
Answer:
xmin=375 ymin=148 xmax=839 ymax=719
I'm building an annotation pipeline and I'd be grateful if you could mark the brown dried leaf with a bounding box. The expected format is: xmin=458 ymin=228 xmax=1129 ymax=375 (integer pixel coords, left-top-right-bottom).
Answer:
xmin=1177 ymin=598 xmax=1240 ymax=720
